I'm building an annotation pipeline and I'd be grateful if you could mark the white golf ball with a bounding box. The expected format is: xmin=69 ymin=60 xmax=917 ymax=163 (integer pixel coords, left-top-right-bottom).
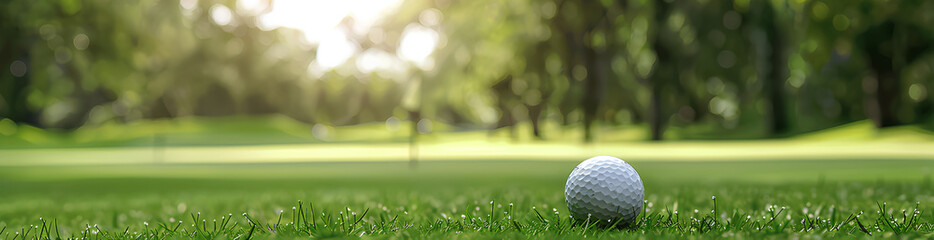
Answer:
xmin=565 ymin=156 xmax=644 ymax=224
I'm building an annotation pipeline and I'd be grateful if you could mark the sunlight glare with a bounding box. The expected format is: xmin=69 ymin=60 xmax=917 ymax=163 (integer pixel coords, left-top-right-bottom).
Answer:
xmin=244 ymin=0 xmax=410 ymax=73
xmin=315 ymin=31 xmax=359 ymax=69
xmin=357 ymin=49 xmax=406 ymax=79
xmin=251 ymin=0 xmax=402 ymax=44
xmin=236 ymin=0 xmax=267 ymax=16
xmin=237 ymin=0 xmax=442 ymax=74
xmin=398 ymin=24 xmax=439 ymax=70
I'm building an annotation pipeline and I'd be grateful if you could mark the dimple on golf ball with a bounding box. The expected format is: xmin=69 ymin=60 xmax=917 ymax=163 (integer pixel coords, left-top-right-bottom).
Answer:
xmin=565 ymin=156 xmax=644 ymax=223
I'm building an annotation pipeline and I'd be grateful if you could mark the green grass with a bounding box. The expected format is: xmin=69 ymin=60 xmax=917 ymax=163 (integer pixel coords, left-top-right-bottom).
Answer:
xmin=2 ymin=159 xmax=934 ymax=239
xmin=4 ymin=115 xmax=932 ymax=150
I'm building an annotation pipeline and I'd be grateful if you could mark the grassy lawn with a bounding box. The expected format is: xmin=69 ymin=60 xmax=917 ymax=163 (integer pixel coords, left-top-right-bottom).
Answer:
xmin=2 ymin=118 xmax=933 ymax=238
xmin=3 ymin=116 xmax=931 ymax=149
xmin=1 ymin=159 xmax=933 ymax=239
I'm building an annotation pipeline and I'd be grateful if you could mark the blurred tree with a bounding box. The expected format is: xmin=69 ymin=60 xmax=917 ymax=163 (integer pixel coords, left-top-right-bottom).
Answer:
xmin=3 ymin=0 xmax=934 ymax=141
xmin=647 ymin=0 xmax=678 ymax=140
xmin=521 ymin=40 xmax=555 ymax=139
xmin=0 ymin=1 xmax=47 ymax=126
xmin=491 ymin=75 xmax=519 ymax=138
xmin=550 ymin=0 xmax=614 ymax=142
xmin=801 ymin=0 xmax=932 ymax=129
xmin=857 ymin=20 xmax=930 ymax=127
xmin=748 ymin=0 xmax=790 ymax=135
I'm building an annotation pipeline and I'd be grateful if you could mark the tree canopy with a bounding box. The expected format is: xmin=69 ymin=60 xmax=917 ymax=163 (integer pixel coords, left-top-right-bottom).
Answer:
xmin=1 ymin=0 xmax=933 ymax=141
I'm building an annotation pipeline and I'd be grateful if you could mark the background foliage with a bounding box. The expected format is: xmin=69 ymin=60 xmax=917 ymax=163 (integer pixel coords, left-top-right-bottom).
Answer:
xmin=2 ymin=0 xmax=933 ymax=142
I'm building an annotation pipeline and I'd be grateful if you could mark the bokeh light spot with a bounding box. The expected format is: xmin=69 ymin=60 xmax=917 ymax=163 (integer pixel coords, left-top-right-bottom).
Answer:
xmin=73 ymin=34 xmax=89 ymax=50
xmin=179 ymin=0 xmax=198 ymax=10
xmin=811 ymin=2 xmax=829 ymax=20
xmin=417 ymin=119 xmax=433 ymax=134
xmin=717 ymin=50 xmax=736 ymax=69
xmin=0 ymin=118 xmax=16 ymax=136
xmin=418 ymin=8 xmax=443 ymax=28
xmin=385 ymin=117 xmax=400 ymax=132
xmin=572 ymin=65 xmax=588 ymax=81
xmin=722 ymin=11 xmax=741 ymax=30
xmin=236 ymin=0 xmax=267 ymax=16
xmin=312 ymin=124 xmax=332 ymax=141
xmin=832 ymin=14 xmax=850 ymax=31
xmin=9 ymin=60 xmax=27 ymax=77
xmin=909 ymin=84 xmax=927 ymax=102
xmin=210 ymin=4 xmax=233 ymax=26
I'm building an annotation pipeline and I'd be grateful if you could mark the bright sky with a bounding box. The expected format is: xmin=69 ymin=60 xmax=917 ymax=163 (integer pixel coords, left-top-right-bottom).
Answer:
xmin=210 ymin=0 xmax=440 ymax=75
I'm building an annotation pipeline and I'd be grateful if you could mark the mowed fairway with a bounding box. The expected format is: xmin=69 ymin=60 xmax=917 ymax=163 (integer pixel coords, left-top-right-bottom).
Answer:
xmin=1 ymin=159 xmax=934 ymax=239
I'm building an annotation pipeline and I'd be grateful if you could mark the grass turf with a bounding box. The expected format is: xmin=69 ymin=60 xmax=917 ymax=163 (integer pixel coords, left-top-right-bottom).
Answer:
xmin=1 ymin=159 xmax=933 ymax=239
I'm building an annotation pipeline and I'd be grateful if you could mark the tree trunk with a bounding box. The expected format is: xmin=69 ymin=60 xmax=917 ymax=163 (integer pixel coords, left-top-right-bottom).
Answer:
xmin=866 ymin=71 xmax=901 ymax=128
xmin=8 ymin=54 xmax=37 ymax=125
xmin=649 ymin=80 xmax=664 ymax=140
xmin=529 ymin=103 xmax=544 ymax=139
xmin=561 ymin=30 xmax=587 ymax=139
xmin=859 ymin=21 xmax=904 ymax=128
xmin=408 ymin=110 xmax=420 ymax=168
xmin=766 ymin=53 xmax=789 ymax=135
xmin=648 ymin=0 xmax=673 ymax=141
xmin=581 ymin=46 xmax=605 ymax=142
xmin=1 ymin=35 xmax=39 ymax=125
xmin=753 ymin=2 xmax=789 ymax=135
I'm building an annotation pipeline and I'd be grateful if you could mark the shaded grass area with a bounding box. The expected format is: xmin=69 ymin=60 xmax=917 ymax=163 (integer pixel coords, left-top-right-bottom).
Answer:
xmin=3 ymin=115 xmax=932 ymax=149
xmin=0 ymin=116 xmax=333 ymax=149
xmin=1 ymin=160 xmax=933 ymax=238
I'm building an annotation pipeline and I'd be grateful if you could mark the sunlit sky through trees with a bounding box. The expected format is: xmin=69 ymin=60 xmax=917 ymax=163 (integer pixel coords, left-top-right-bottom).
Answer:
xmin=209 ymin=0 xmax=439 ymax=74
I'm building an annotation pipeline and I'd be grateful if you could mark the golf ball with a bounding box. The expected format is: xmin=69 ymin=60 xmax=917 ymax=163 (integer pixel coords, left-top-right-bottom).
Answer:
xmin=565 ymin=156 xmax=644 ymax=224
